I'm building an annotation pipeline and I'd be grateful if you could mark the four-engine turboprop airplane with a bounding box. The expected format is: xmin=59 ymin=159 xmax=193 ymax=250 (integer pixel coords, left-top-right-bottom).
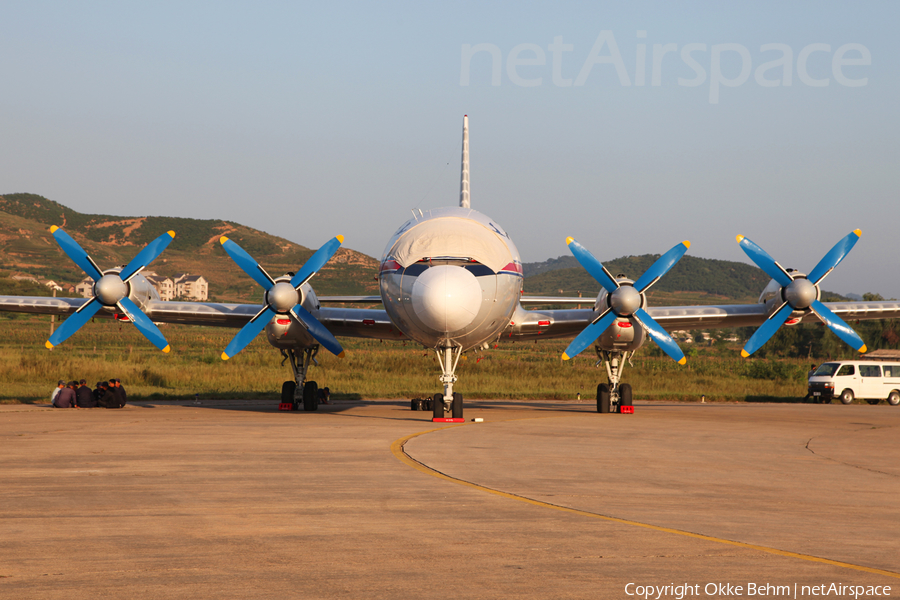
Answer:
xmin=2 ymin=116 xmax=900 ymax=418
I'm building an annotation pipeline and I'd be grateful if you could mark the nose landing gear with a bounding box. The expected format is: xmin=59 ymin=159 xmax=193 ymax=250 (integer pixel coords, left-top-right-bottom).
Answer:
xmin=595 ymin=349 xmax=634 ymax=414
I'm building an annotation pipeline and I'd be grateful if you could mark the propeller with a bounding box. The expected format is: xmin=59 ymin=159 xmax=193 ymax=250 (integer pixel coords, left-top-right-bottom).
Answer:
xmin=46 ymin=226 xmax=175 ymax=352
xmin=736 ymin=230 xmax=866 ymax=357
xmin=561 ymin=238 xmax=690 ymax=365
xmin=219 ymin=235 xmax=346 ymax=360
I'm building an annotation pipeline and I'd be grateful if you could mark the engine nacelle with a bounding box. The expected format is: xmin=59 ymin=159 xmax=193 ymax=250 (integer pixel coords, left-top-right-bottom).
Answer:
xmin=592 ymin=277 xmax=648 ymax=352
xmin=264 ymin=282 xmax=320 ymax=350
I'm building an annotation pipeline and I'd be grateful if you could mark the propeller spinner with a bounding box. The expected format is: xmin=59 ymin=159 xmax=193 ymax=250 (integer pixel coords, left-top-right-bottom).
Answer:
xmin=736 ymin=230 xmax=866 ymax=357
xmin=561 ymin=238 xmax=690 ymax=365
xmin=46 ymin=226 xmax=176 ymax=352
xmin=219 ymin=235 xmax=346 ymax=360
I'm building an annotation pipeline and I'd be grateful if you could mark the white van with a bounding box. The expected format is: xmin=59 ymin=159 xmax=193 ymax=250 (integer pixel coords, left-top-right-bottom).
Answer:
xmin=808 ymin=361 xmax=900 ymax=405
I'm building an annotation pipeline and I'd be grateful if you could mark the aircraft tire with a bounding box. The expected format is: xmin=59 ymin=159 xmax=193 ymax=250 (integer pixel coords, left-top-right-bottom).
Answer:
xmin=597 ymin=384 xmax=610 ymax=414
xmin=619 ymin=384 xmax=633 ymax=413
xmin=424 ymin=398 xmax=432 ymax=411
xmin=411 ymin=399 xmax=420 ymax=411
xmin=452 ymin=392 xmax=463 ymax=419
xmin=432 ymin=393 xmax=444 ymax=419
xmin=888 ymin=391 xmax=900 ymax=406
xmin=282 ymin=381 xmax=297 ymax=410
xmin=839 ymin=389 xmax=854 ymax=405
xmin=303 ymin=381 xmax=318 ymax=411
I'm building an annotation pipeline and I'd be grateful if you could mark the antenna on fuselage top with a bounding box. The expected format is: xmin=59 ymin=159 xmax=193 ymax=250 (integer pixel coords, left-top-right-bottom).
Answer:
xmin=459 ymin=115 xmax=470 ymax=208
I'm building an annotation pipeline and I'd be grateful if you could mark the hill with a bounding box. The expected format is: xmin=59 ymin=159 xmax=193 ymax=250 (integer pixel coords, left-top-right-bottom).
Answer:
xmin=523 ymin=254 xmax=850 ymax=305
xmin=0 ymin=193 xmax=378 ymax=301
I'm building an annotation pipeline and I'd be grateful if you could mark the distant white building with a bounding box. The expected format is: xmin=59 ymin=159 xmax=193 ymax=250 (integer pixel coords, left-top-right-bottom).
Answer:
xmin=174 ymin=274 xmax=208 ymax=301
xmin=143 ymin=272 xmax=175 ymax=301
xmin=75 ymin=277 xmax=93 ymax=298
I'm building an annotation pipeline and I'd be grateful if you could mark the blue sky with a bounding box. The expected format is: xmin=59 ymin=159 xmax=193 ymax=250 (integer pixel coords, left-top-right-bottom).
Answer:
xmin=1 ymin=1 xmax=898 ymax=298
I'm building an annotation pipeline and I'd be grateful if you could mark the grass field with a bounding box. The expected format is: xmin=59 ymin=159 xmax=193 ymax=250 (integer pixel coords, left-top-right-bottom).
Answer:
xmin=0 ymin=315 xmax=812 ymax=404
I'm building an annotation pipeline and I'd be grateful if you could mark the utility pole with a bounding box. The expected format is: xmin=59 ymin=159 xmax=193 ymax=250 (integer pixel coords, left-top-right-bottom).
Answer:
xmin=49 ymin=288 xmax=56 ymax=349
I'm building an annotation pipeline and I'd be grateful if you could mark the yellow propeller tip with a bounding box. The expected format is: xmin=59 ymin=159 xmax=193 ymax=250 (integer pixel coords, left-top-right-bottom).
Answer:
xmin=561 ymin=352 xmax=571 ymax=361
xmin=338 ymin=351 xmax=346 ymax=359
xmin=740 ymin=349 xmax=750 ymax=358
xmin=682 ymin=240 xmax=691 ymax=249
xmin=336 ymin=235 xmax=344 ymax=244
xmin=678 ymin=357 xmax=687 ymax=365
xmin=736 ymin=235 xmax=745 ymax=243
xmin=859 ymin=344 xmax=867 ymax=354
xmin=853 ymin=229 xmax=862 ymax=237
xmin=221 ymin=352 xmax=231 ymax=361
xmin=167 ymin=231 xmax=176 ymax=238
xmin=219 ymin=236 xmax=229 ymax=245
xmin=565 ymin=236 xmax=575 ymax=246
xmin=50 ymin=225 xmax=59 ymax=233
xmin=45 ymin=341 xmax=54 ymax=350
xmin=162 ymin=345 xmax=171 ymax=353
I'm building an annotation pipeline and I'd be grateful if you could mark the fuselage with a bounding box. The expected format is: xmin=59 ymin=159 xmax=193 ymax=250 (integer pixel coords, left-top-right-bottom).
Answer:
xmin=378 ymin=207 xmax=523 ymax=351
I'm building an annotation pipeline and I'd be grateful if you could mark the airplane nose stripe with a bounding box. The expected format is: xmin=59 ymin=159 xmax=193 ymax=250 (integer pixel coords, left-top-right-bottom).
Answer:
xmin=410 ymin=265 xmax=483 ymax=332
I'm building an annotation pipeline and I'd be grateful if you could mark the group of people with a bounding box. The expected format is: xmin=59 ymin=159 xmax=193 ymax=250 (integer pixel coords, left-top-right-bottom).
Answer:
xmin=51 ymin=379 xmax=127 ymax=409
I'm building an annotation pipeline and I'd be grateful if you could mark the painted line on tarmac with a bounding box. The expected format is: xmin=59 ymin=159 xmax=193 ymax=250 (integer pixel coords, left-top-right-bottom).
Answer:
xmin=391 ymin=425 xmax=900 ymax=580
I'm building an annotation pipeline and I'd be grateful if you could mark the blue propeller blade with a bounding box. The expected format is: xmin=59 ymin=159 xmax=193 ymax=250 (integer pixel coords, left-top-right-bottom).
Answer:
xmin=291 ymin=305 xmax=345 ymax=357
xmin=120 ymin=231 xmax=176 ymax=282
xmin=117 ymin=296 xmax=171 ymax=352
xmin=807 ymin=230 xmax=861 ymax=286
xmin=566 ymin=237 xmax=619 ymax=292
xmin=290 ymin=236 xmax=344 ymax=288
xmin=50 ymin=227 xmax=103 ymax=281
xmin=220 ymin=237 xmax=276 ymax=290
xmin=562 ymin=310 xmax=617 ymax=360
xmin=741 ymin=303 xmax=795 ymax=357
xmin=222 ymin=306 xmax=276 ymax=360
xmin=46 ymin=299 xmax=103 ymax=349
xmin=633 ymin=241 xmax=690 ymax=293
xmin=633 ymin=308 xmax=686 ymax=364
xmin=736 ymin=236 xmax=793 ymax=287
xmin=809 ymin=300 xmax=867 ymax=353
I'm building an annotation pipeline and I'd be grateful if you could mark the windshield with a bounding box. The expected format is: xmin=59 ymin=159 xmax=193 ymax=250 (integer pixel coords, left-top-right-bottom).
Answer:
xmin=813 ymin=363 xmax=840 ymax=377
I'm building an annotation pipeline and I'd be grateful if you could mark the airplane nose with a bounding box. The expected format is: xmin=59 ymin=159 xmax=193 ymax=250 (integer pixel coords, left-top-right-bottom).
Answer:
xmin=411 ymin=265 xmax=483 ymax=333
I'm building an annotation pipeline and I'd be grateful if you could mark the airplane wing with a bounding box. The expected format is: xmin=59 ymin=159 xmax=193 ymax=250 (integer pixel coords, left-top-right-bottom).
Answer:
xmin=507 ymin=301 xmax=900 ymax=342
xmin=0 ymin=295 xmax=404 ymax=340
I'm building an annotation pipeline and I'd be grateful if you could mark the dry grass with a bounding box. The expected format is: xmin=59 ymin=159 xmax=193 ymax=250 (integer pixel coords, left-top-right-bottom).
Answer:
xmin=0 ymin=316 xmax=807 ymax=403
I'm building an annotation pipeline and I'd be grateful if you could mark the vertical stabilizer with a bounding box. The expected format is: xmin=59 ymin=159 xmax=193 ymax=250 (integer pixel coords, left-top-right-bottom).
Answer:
xmin=459 ymin=115 xmax=470 ymax=208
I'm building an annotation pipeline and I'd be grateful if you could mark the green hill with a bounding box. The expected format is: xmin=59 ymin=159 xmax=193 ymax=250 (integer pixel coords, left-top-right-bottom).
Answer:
xmin=0 ymin=193 xmax=378 ymax=301
xmin=523 ymin=254 xmax=850 ymax=305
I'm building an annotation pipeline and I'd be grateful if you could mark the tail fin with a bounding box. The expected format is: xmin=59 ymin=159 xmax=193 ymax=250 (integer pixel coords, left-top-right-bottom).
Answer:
xmin=459 ymin=115 xmax=470 ymax=208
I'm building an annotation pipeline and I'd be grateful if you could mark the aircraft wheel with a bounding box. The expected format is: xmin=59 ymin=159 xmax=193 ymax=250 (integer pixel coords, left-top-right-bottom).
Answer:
xmin=839 ymin=389 xmax=854 ymax=405
xmin=424 ymin=398 xmax=432 ymax=411
xmin=303 ymin=381 xmax=318 ymax=411
xmin=866 ymin=399 xmax=880 ymax=405
xmin=888 ymin=391 xmax=900 ymax=406
xmin=282 ymin=381 xmax=297 ymax=410
xmin=597 ymin=384 xmax=610 ymax=414
xmin=452 ymin=392 xmax=463 ymax=419
xmin=432 ymin=393 xmax=444 ymax=419
xmin=410 ymin=399 xmax=420 ymax=411
xmin=619 ymin=384 xmax=633 ymax=413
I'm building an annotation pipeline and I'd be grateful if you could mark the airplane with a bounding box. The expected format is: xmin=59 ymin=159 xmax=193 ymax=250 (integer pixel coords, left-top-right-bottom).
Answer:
xmin=2 ymin=116 xmax=900 ymax=419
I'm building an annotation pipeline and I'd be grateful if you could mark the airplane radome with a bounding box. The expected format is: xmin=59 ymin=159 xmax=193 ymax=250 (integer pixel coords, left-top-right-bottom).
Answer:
xmin=2 ymin=116 xmax=899 ymax=420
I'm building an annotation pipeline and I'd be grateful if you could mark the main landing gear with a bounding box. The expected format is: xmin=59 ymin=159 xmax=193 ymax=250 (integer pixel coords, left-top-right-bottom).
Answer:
xmin=595 ymin=349 xmax=634 ymax=414
xmin=415 ymin=344 xmax=464 ymax=420
xmin=281 ymin=347 xmax=320 ymax=411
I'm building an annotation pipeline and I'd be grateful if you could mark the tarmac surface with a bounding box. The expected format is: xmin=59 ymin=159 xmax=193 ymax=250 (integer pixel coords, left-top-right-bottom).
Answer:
xmin=1 ymin=398 xmax=898 ymax=599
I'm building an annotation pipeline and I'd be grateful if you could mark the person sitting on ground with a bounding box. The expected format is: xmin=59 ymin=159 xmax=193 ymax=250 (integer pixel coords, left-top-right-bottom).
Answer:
xmin=54 ymin=381 xmax=77 ymax=408
xmin=51 ymin=380 xmax=65 ymax=406
xmin=98 ymin=380 xmax=121 ymax=409
xmin=115 ymin=379 xmax=127 ymax=406
xmin=317 ymin=387 xmax=331 ymax=405
xmin=93 ymin=381 xmax=106 ymax=404
xmin=76 ymin=379 xmax=97 ymax=408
